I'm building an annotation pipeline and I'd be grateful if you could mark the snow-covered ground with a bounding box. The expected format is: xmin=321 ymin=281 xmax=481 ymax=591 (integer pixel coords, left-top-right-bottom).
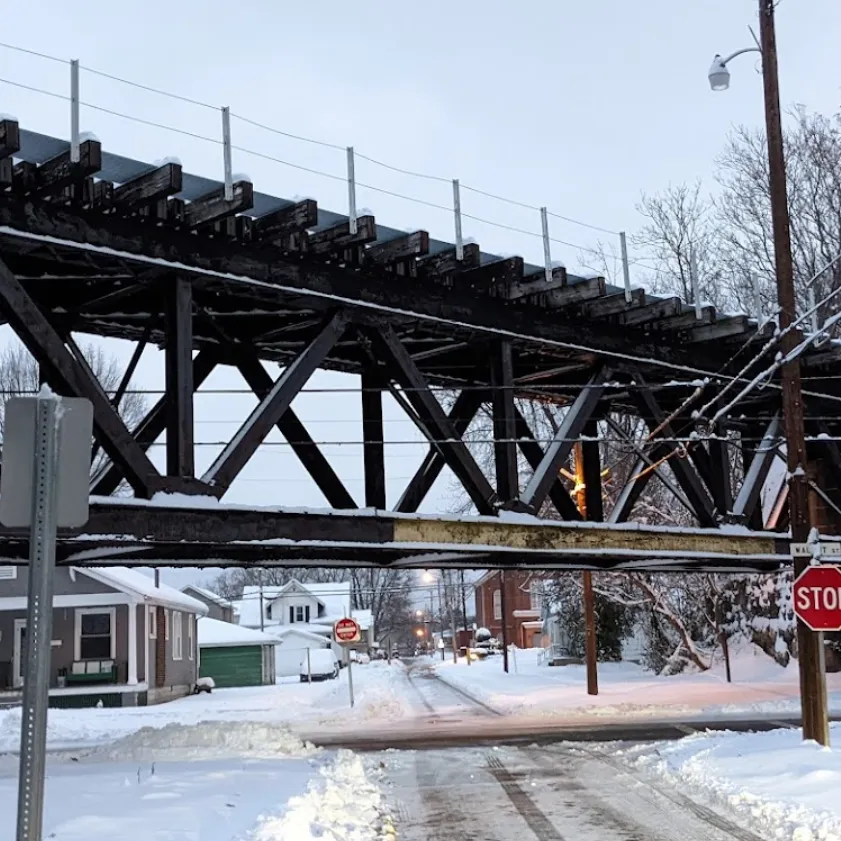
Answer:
xmin=0 ymin=721 xmax=387 ymax=840
xmin=616 ymin=725 xmax=841 ymax=840
xmin=431 ymin=646 xmax=841 ymax=721
xmin=0 ymin=660 xmax=410 ymax=753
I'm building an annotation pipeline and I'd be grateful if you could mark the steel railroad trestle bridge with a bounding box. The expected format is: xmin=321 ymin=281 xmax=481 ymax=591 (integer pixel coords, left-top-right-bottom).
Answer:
xmin=0 ymin=117 xmax=839 ymax=572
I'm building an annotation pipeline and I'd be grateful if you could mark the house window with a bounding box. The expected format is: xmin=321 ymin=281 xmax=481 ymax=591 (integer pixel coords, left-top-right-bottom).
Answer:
xmin=187 ymin=615 xmax=194 ymax=660
xmin=75 ymin=608 xmax=115 ymax=660
xmin=172 ymin=611 xmax=183 ymax=660
xmin=530 ymin=581 xmax=544 ymax=613
xmin=266 ymin=603 xmax=272 ymax=620
xmin=0 ymin=566 xmax=17 ymax=580
xmin=148 ymin=607 xmax=157 ymax=639
xmin=289 ymin=605 xmax=311 ymax=624
xmin=493 ymin=589 xmax=502 ymax=621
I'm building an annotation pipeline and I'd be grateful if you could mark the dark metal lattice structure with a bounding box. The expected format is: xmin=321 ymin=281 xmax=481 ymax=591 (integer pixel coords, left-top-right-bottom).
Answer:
xmin=0 ymin=118 xmax=839 ymax=570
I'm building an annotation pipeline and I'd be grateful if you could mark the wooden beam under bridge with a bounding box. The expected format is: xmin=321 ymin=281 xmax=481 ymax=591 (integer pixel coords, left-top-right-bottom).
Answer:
xmin=0 ymin=499 xmax=800 ymax=572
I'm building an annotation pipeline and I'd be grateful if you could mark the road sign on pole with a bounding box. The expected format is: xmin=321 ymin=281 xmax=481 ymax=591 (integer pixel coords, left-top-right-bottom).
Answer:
xmin=334 ymin=617 xmax=361 ymax=644
xmin=6 ymin=393 xmax=92 ymax=841
xmin=793 ymin=565 xmax=841 ymax=632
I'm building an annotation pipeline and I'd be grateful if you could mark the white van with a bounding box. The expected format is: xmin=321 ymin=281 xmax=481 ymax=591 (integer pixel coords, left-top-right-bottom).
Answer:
xmin=300 ymin=648 xmax=339 ymax=682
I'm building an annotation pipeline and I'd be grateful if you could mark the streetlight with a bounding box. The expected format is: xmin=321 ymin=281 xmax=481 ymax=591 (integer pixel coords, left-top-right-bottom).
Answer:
xmin=707 ymin=48 xmax=760 ymax=91
xmin=709 ymin=1 xmax=829 ymax=746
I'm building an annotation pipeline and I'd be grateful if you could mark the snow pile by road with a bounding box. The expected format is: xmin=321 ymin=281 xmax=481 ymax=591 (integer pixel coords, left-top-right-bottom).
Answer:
xmin=0 ymin=661 xmax=411 ymax=752
xmin=431 ymin=646 xmax=841 ymax=721
xmin=92 ymin=720 xmax=317 ymax=761
xmin=253 ymin=749 xmax=385 ymax=840
xmin=618 ymin=725 xmax=841 ymax=840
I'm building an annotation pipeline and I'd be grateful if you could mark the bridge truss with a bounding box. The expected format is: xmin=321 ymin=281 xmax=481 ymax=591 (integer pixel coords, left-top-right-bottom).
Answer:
xmin=0 ymin=118 xmax=839 ymax=571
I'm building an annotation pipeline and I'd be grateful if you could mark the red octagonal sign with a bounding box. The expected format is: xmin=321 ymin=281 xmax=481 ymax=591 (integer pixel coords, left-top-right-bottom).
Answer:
xmin=793 ymin=565 xmax=841 ymax=631
xmin=334 ymin=617 xmax=361 ymax=643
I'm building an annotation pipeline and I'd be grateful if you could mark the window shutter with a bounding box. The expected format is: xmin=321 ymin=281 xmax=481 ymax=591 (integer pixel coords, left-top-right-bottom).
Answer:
xmin=289 ymin=605 xmax=294 ymax=624
xmin=305 ymin=605 xmax=310 ymax=623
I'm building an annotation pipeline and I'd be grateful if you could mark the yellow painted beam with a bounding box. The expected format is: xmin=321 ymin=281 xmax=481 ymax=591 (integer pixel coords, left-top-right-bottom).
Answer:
xmin=392 ymin=518 xmax=783 ymax=558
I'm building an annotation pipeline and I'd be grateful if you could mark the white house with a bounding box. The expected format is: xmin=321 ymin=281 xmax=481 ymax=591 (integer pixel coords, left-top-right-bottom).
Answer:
xmin=233 ymin=579 xmax=374 ymax=671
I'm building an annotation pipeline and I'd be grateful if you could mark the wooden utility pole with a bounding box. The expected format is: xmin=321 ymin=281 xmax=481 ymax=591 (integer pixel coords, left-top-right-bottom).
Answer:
xmin=759 ymin=0 xmax=828 ymax=745
xmin=574 ymin=441 xmax=599 ymax=696
xmin=499 ymin=570 xmax=510 ymax=673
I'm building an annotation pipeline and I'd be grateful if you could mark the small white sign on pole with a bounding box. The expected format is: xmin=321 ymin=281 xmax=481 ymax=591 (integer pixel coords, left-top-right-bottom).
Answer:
xmin=0 ymin=396 xmax=93 ymax=528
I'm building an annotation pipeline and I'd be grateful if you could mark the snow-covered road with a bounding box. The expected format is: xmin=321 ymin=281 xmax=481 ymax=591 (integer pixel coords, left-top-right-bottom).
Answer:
xmin=380 ymin=744 xmax=767 ymax=840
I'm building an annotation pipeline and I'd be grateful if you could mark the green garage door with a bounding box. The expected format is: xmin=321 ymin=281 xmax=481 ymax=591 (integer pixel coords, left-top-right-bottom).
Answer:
xmin=199 ymin=645 xmax=263 ymax=688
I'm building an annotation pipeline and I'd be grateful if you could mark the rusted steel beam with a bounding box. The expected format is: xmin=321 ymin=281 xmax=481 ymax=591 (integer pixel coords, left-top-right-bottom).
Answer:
xmin=112 ymin=163 xmax=183 ymax=209
xmin=184 ymin=180 xmax=253 ymax=228
xmin=0 ymin=119 xmax=20 ymax=159
xmin=252 ymin=199 xmax=318 ymax=246
xmin=16 ymin=139 xmax=102 ymax=196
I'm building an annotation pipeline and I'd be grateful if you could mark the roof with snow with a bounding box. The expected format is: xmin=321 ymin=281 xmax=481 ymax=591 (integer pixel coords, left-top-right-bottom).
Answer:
xmin=80 ymin=568 xmax=208 ymax=615
xmin=197 ymin=616 xmax=279 ymax=648
xmin=182 ymin=584 xmax=234 ymax=609
xmin=234 ymin=579 xmax=372 ymax=631
xmin=265 ymin=626 xmax=333 ymax=646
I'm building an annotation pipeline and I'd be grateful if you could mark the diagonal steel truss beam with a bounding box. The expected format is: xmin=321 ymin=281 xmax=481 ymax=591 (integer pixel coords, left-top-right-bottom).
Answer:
xmin=520 ymin=367 xmax=610 ymax=512
xmin=513 ymin=407 xmax=582 ymax=520
xmin=202 ymin=311 xmax=349 ymax=492
xmin=236 ymin=354 xmax=357 ymax=509
xmin=631 ymin=376 xmax=717 ymax=526
xmin=91 ymin=349 xmax=217 ymax=496
xmin=732 ymin=414 xmax=782 ymax=521
xmin=372 ymin=325 xmax=498 ymax=515
xmin=394 ymin=388 xmax=486 ymax=513
xmin=0 ymin=255 xmax=161 ymax=497
xmin=604 ymin=416 xmax=694 ymax=523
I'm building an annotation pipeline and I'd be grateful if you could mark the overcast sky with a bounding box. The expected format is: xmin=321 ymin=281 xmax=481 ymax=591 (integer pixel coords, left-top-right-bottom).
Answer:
xmin=2 ymin=0 xmax=839 ymax=589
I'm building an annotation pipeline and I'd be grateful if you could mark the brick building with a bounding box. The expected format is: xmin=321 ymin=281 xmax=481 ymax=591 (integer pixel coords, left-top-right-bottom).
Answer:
xmin=474 ymin=570 xmax=547 ymax=649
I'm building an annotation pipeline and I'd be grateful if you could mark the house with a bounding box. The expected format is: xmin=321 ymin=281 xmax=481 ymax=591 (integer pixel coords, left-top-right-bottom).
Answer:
xmin=197 ymin=617 xmax=278 ymax=687
xmin=474 ymin=570 xmax=547 ymax=649
xmin=233 ymin=579 xmax=375 ymax=657
xmin=0 ymin=565 xmax=207 ymax=707
xmin=182 ymin=585 xmax=236 ymax=623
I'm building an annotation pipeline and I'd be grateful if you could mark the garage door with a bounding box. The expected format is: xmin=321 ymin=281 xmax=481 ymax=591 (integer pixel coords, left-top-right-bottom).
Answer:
xmin=199 ymin=645 xmax=263 ymax=688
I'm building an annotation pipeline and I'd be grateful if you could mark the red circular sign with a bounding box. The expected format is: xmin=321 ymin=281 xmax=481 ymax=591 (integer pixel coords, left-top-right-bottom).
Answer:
xmin=334 ymin=618 xmax=360 ymax=642
xmin=793 ymin=565 xmax=841 ymax=631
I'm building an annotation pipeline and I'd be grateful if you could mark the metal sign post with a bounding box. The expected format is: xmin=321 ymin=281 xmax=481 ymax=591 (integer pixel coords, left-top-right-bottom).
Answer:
xmin=346 ymin=648 xmax=355 ymax=709
xmin=334 ymin=618 xmax=360 ymax=709
xmin=0 ymin=393 xmax=92 ymax=841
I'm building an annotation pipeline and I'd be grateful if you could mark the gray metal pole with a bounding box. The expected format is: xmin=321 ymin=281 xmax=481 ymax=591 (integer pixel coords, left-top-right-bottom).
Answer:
xmin=16 ymin=395 xmax=60 ymax=841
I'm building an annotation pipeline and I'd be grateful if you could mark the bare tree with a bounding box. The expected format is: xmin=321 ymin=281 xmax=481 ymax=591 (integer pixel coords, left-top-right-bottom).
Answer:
xmin=0 ymin=339 xmax=147 ymax=477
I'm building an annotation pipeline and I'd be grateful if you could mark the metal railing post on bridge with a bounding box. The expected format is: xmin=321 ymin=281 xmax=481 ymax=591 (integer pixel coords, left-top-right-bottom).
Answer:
xmin=619 ymin=231 xmax=632 ymax=302
xmin=70 ymin=59 xmax=80 ymax=164
xmin=452 ymin=179 xmax=464 ymax=261
xmin=221 ymin=106 xmax=233 ymax=201
xmin=347 ymin=146 xmax=358 ymax=235
xmin=540 ymin=207 xmax=552 ymax=283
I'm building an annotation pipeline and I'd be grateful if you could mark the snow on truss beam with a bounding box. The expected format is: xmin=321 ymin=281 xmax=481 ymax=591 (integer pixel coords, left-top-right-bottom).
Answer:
xmin=0 ymin=498 xmax=795 ymax=573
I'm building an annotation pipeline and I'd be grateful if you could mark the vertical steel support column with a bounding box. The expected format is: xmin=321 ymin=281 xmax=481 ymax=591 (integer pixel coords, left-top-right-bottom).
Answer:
xmin=361 ymin=370 xmax=386 ymax=509
xmin=164 ymin=276 xmax=194 ymax=478
xmin=577 ymin=426 xmax=601 ymax=697
xmin=491 ymin=340 xmax=518 ymax=503
xmin=499 ymin=570 xmax=509 ymax=674
xmin=16 ymin=396 xmax=60 ymax=841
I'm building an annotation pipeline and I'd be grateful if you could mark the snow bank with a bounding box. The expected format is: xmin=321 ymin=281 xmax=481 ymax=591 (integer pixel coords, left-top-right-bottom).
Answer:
xmin=92 ymin=720 xmax=317 ymax=761
xmin=618 ymin=725 xmax=841 ymax=840
xmin=254 ymin=750 xmax=385 ymax=841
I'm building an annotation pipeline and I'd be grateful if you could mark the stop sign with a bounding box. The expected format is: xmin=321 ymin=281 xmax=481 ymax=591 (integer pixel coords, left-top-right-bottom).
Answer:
xmin=334 ymin=617 xmax=361 ymax=643
xmin=793 ymin=565 xmax=841 ymax=631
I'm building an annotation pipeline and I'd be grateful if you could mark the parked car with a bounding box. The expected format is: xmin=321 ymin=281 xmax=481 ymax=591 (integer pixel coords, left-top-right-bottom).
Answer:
xmin=300 ymin=648 xmax=339 ymax=682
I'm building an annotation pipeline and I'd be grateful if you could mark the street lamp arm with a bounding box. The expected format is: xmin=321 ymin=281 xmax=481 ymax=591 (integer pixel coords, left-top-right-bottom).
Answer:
xmin=720 ymin=46 xmax=762 ymax=65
